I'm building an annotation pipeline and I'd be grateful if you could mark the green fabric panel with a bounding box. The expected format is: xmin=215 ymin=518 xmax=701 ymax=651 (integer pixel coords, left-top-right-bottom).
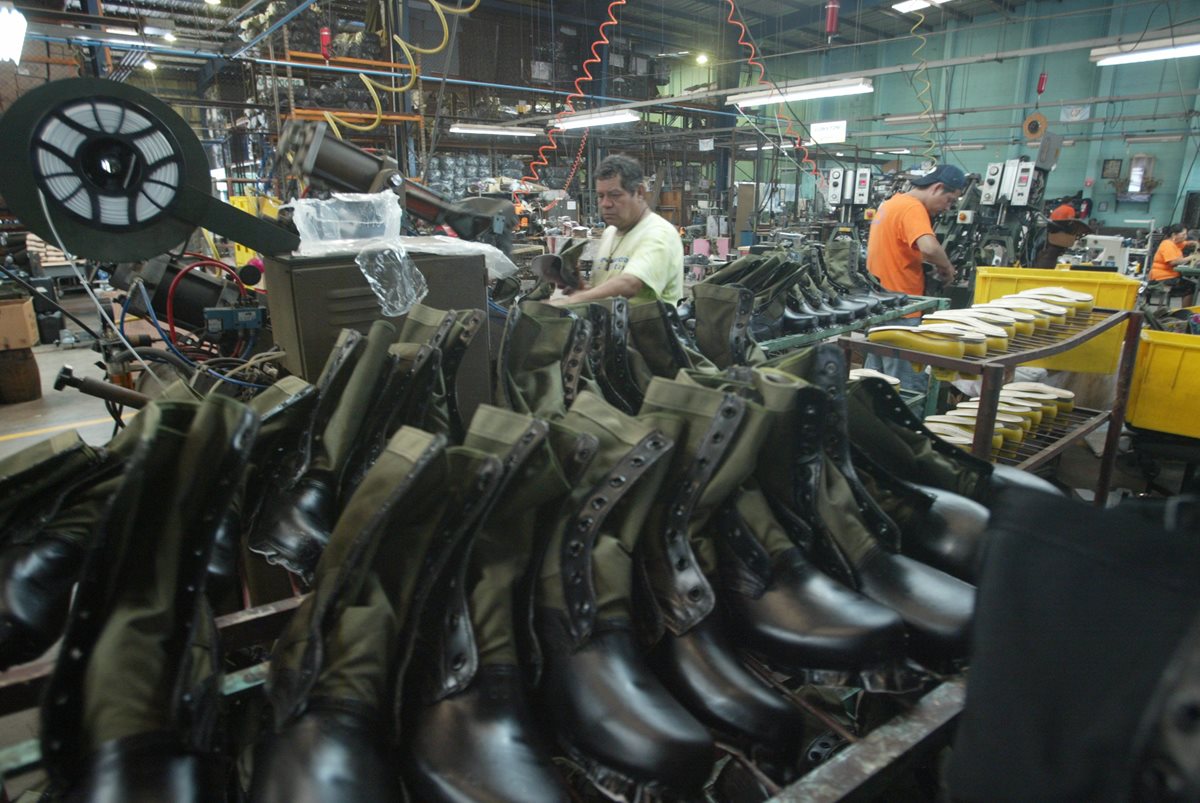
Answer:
xmin=505 ymin=305 xmax=575 ymax=418
xmin=84 ymin=604 xmax=174 ymax=745
xmin=318 ymin=319 xmax=396 ymax=471
xmin=732 ymin=484 xmax=796 ymax=558
xmin=815 ymin=453 xmax=877 ymax=569
xmin=249 ymin=375 xmax=311 ymax=415
xmin=468 ymin=550 xmax=522 ymax=666
xmin=0 ymin=431 xmax=101 ymax=530
xmin=690 ymin=283 xmax=741 ymax=369
xmin=398 ymin=302 xmax=451 ymax=344
xmin=41 ymin=475 xmax=121 ymax=548
xmin=310 ymin=577 xmax=397 ymax=706
xmin=703 ymin=253 xmax=762 ymax=286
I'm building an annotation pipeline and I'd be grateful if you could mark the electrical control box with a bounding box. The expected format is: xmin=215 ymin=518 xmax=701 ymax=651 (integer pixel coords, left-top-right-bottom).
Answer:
xmin=853 ymin=168 xmax=871 ymax=205
xmin=998 ymin=159 xmax=1022 ymax=203
xmin=980 ymin=162 xmax=1004 ymax=205
xmin=827 ymin=168 xmax=845 ymax=206
xmin=1010 ymin=163 xmax=1036 ymax=206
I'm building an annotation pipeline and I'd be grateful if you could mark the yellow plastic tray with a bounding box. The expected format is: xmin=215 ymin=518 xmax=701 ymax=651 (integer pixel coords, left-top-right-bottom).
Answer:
xmin=1127 ymin=327 xmax=1200 ymax=439
xmin=974 ymin=267 xmax=1140 ymax=374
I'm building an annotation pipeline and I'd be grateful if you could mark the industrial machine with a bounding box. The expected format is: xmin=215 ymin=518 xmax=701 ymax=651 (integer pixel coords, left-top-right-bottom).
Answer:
xmin=275 ymin=121 xmax=517 ymax=255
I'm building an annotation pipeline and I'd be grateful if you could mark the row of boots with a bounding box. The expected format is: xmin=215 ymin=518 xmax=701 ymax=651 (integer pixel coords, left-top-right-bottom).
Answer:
xmin=0 ymin=294 xmax=1062 ymax=802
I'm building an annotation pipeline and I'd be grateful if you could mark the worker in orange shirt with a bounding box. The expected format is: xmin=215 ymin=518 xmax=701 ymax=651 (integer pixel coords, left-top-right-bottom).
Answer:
xmin=864 ymin=163 xmax=966 ymax=390
xmin=1150 ymin=223 xmax=1197 ymax=304
xmin=1032 ymin=201 xmax=1078 ymax=268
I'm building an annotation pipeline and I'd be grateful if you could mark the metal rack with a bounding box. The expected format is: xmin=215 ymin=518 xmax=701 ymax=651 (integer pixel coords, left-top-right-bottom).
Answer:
xmin=839 ymin=307 xmax=1144 ymax=506
xmin=758 ymin=296 xmax=949 ymax=355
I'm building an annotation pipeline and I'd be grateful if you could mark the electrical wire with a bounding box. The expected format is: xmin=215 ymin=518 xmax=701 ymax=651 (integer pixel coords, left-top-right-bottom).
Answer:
xmin=522 ymin=0 xmax=626 ymax=192
xmin=906 ymin=10 xmax=939 ymax=165
xmin=164 ymin=259 xmax=248 ymax=345
xmin=319 ymin=0 xmax=479 ymax=140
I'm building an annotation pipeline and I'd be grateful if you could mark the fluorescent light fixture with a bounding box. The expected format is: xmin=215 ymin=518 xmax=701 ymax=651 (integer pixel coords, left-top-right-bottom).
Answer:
xmin=742 ymin=143 xmax=794 ymax=151
xmin=696 ymin=53 xmax=708 ymax=65
xmin=885 ymin=111 xmax=946 ymax=124
xmin=552 ymin=109 xmax=640 ymax=130
xmin=204 ymin=0 xmax=221 ymax=6
xmin=0 ymin=3 xmax=27 ymax=65
xmin=944 ymin=143 xmax=984 ymax=151
xmin=892 ymin=0 xmax=951 ymax=13
xmin=1124 ymin=134 xmax=1183 ymax=143
xmin=105 ymin=26 xmax=140 ymax=36
xmin=727 ymin=77 xmax=873 ymax=108
xmin=449 ymin=123 xmax=542 ymax=137
xmin=1090 ymin=34 xmax=1200 ymax=66
xmin=142 ymin=57 xmax=158 ymax=71
xmin=874 ymin=148 xmax=911 ymax=155
xmin=163 ymin=32 xmax=177 ymax=42
xmin=1062 ymin=139 xmax=1075 ymax=147
xmin=835 ymin=152 xmax=845 ymax=157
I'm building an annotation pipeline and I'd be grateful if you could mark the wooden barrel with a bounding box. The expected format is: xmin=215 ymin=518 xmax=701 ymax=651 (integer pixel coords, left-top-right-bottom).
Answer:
xmin=0 ymin=348 xmax=42 ymax=403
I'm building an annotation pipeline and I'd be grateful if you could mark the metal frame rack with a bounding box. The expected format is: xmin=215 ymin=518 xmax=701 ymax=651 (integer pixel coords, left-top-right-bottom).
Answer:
xmin=838 ymin=307 xmax=1144 ymax=507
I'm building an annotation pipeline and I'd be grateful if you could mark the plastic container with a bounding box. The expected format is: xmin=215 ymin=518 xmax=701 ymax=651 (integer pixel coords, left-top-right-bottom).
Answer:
xmin=1126 ymin=327 xmax=1200 ymax=439
xmin=973 ymin=267 xmax=1141 ymax=374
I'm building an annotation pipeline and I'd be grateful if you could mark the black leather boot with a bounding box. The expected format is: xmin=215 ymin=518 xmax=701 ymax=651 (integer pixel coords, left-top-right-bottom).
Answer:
xmin=636 ymin=378 xmax=808 ymax=758
xmin=404 ymin=409 xmax=573 ymax=803
xmin=577 ymin=302 xmax=636 ymax=413
xmin=535 ymin=391 xmax=714 ymax=799
xmin=41 ymin=397 xmax=258 ymax=802
xmin=252 ymin=429 xmax=504 ymax=803
xmin=765 ymin=352 xmax=975 ymax=671
xmin=251 ymin=320 xmax=397 ymax=579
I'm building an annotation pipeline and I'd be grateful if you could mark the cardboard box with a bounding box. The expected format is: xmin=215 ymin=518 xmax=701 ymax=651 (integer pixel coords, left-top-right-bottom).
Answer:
xmin=0 ymin=298 xmax=39 ymax=351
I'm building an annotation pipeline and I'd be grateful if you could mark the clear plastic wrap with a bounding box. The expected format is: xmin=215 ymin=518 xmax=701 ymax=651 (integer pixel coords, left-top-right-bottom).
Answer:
xmin=398 ymin=236 xmax=518 ymax=280
xmin=289 ymin=191 xmax=428 ymax=316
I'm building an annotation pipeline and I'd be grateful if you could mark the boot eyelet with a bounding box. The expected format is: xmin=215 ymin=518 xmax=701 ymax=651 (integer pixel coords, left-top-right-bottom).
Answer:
xmin=687 ymin=587 xmax=704 ymax=601
xmin=609 ymin=476 xmax=626 ymax=487
xmin=571 ymin=572 xmax=583 ymax=585
xmin=649 ymin=439 xmax=665 ymax=449
xmin=667 ymin=529 xmax=681 ymax=542
xmin=631 ymin=457 xmax=645 ymax=467
xmin=576 ymin=601 xmax=591 ymax=614
xmin=722 ymin=407 xmax=737 ymax=418
xmin=591 ymin=496 xmax=608 ymax=509
xmin=577 ymin=517 xmax=593 ymax=531
xmin=568 ymin=541 xmax=584 ymax=556
xmin=451 ymin=655 xmax=466 ymax=671
xmin=675 ymin=558 xmax=688 ymax=571
xmin=449 ymin=614 xmax=460 ymax=628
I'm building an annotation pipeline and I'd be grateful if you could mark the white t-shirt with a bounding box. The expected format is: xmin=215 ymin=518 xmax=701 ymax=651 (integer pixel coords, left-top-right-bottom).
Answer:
xmin=591 ymin=211 xmax=684 ymax=305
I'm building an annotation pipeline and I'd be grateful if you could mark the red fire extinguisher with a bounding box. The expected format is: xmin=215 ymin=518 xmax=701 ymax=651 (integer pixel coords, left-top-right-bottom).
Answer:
xmin=320 ymin=26 xmax=332 ymax=62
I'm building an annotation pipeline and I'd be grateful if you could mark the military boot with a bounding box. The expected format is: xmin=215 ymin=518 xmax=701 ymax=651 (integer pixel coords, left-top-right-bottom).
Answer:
xmin=0 ymin=432 xmax=120 ymax=669
xmin=591 ymin=297 xmax=645 ymax=413
xmin=634 ymin=377 xmax=809 ymax=758
xmin=496 ymin=300 xmax=592 ymax=418
xmin=252 ymin=319 xmax=397 ymax=579
xmin=567 ymin=301 xmax=636 ymax=414
xmin=750 ymin=261 xmax=819 ymax=339
xmin=626 ymin=300 xmax=714 ymax=386
xmin=41 ymin=396 xmax=258 ymax=802
xmin=765 ymin=350 xmax=975 ymax=670
xmin=674 ymin=367 xmax=909 ymax=677
xmin=405 ymin=408 xmax=577 ymax=803
xmin=851 ymin=446 xmax=989 ymax=583
xmin=535 ymin=390 xmax=714 ymax=800
xmin=691 ymin=283 xmax=761 ymax=369
xmin=397 ymin=303 xmax=485 ymax=442
xmin=250 ymin=429 xmax=504 ymax=803
xmin=845 ymin=376 xmax=1060 ymax=504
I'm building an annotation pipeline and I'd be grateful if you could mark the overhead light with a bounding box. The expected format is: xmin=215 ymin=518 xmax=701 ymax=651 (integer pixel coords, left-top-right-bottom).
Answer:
xmin=143 ymin=57 xmax=158 ymax=71
xmin=892 ymin=0 xmax=952 ymax=13
xmin=1090 ymin=34 xmax=1200 ymax=66
xmin=1124 ymin=134 xmax=1183 ymax=143
xmin=449 ymin=123 xmax=542 ymax=137
xmin=0 ymin=2 xmax=28 ymax=65
xmin=105 ymin=26 xmax=140 ymax=36
xmin=204 ymin=0 xmax=221 ymax=6
xmin=742 ymin=143 xmax=794 ymax=151
xmin=162 ymin=32 xmax=177 ymax=42
xmin=875 ymin=148 xmax=911 ymax=155
xmin=727 ymin=77 xmax=873 ymax=108
xmin=885 ymin=111 xmax=946 ymax=124
xmin=1062 ymin=139 xmax=1076 ymax=147
xmin=143 ymin=21 xmax=176 ymax=38
xmin=552 ymin=109 xmax=640 ymax=130
xmin=696 ymin=53 xmax=709 ymax=65
xmin=835 ymin=152 xmax=845 ymax=157
xmin=944 ymin=143 xmax=984 ymax=151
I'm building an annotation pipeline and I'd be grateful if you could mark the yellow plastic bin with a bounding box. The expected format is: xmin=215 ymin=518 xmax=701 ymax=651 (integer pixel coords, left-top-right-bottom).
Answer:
xmin=973 ymin=267 xmax=1141 ymax=373
xmin=1127 ymin=328 xmax=1200 ymax=439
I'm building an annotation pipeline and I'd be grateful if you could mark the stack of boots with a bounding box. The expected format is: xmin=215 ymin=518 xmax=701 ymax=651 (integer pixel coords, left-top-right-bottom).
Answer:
xmin=678 ymin=253 xmax=766 ymax=321
xmin=691 ymin=283 xmax=762 ymax=369
xmin=850 ymin=446 xmax=989 ymax=584
xmin=0 ymin=432 xmax=120 ymax=668
xmin=635 ymin=377 xmax=808 ymax=761
xmin=495 ymin=300 xmax=593 ymax=418
xmin=338 ymin=342 xmax=441 ymax=500
xmin=41 ymin=397 xmax=258 ymax=802
xmin=796 ymin=257 xmax=868 ymax=321
xmin=251 ymin=428 xmax=503 ymax=803
xmin=534 ymin=390 xmax=714 ymax=799
xmin=822 ymin=236 xmax=905 ymax=308
xmin=845 ymin=377 xmax=1060 ymax=505
xmin=750 ymin=262 xmax=819 ymax=339
xmin=809 ymin=247 xmax=883 ymax=314
xmin=677 ymin=368 xmax=909 ymax=678
xmin=252 ymin=320 xmax=397 ymax=580
xmin=405 ymin=408 xmax=576 ymax=803
xmin=766 ymin=348 xmax=975 ymax=671
xmin=397 ymin=303 xmax=486 ymax=442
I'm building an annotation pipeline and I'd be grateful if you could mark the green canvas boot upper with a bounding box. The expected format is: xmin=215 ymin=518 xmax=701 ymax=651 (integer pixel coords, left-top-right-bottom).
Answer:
xmin=496 ymin=299 xmax=592 ymax=419
xmin=690 ymin=283 xmax=765 ymax=369
xmin=626 ymin=300 xmax=716 ymax=386
xmin=41 ymin=396 xmax=258 ymax=786
xmin=398 ymin=303 xmax=485 ymax=442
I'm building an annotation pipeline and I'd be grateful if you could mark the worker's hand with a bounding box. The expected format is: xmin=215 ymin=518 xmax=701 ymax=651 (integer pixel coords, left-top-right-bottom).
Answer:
xmin=934 ymin=264 xmax=956 ymax=284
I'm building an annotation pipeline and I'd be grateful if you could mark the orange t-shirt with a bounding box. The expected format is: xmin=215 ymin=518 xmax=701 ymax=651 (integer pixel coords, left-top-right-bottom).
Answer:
xmin=1151 ymin=238 xmax=1183 ymax=281
xmin=1050 ymin=204 xmax=1076 ymax=221
xmin=866 ymin=193 xmax=933 ymax=296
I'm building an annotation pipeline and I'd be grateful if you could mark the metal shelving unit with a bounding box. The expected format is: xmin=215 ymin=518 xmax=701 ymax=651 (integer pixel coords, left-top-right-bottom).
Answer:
xmin=839 ymin=307 xmax=1144 ymax=506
